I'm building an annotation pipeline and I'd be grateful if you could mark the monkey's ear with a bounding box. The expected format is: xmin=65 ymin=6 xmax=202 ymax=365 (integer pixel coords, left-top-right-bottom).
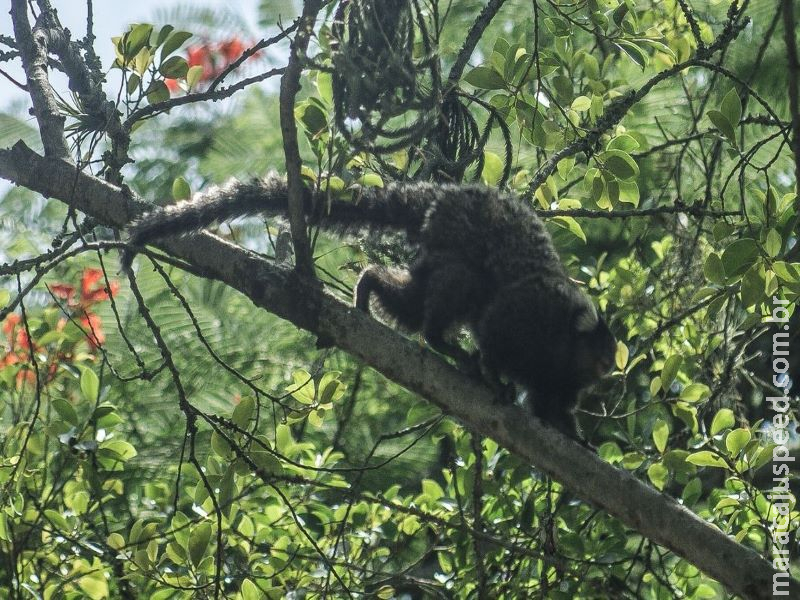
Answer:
xmin=574 ymin=306 xmax=599 ymax=333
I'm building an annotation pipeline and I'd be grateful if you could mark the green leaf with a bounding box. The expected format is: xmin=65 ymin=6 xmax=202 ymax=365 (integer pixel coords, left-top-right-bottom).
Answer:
xmin=615 ymin=341 xmax=629 ymax=370
xmin=660 ymin=355 xmax=681 ymax=392
xmin=598 ymin=150 xmax=639 ymax=181
xmin=617 ymin=180 xmax=639 ymax=206
xmin=188 ymin=522 xmax=212 ymax=566
xmin=686 ymin=451 xmax=727 ymax=468
xmin=241 ymin=579 xmax=263 ymax=600
xmin=211 ymin=430 xmax=233 ymax=458
xmin=556 ymin=157 xmax=575 ymax=179
xmin=707 ymin=110 xmax=736 ymax=146
xmin=582 ymin=53 xmax=600 ymax=79
xmin=146 ymin=80 xmax=170 ymax=104
xmin=44 ymin=509 xmax=70 ymax=531
xmin=772 ymin=261 xmax=800 ymax=282
xmin=713 ymin=222 xmax=734 ymax=241
xmin=647 ymin=462 xmax=668 ymax=490
xmin=107 ymin=532 xmax=126 ymax=550
xmin=287 ymin=369 xmax=315 ymax=404
xmin=355 ymin=173 xmax=384 ymax=188
xmin=316 ymin=72 xmax=333 ymax=105
xmin=682 ymin=477 xmax=702 ymax=505
xmin=101 ymin=440 xmax=137 ymax=461
xmin=172 ymin=176 xmax=191 ymax=201
xmin=155 ymin=24 xmax=174 ymax=47
xmin=703 ymin=253 xmax=726 ymax=285
xmin=186 ymin=65 xmax=204 ymax=88
xmin=721 ymin=238 xmax=759 ymax=278
xmin=607 ymin=134 xmax=640 ymax=153
xmin=376 ymin=585 xmax=396 ymax=600
xmin=126 ymin=73 xmax=141 ymax=96
xmin=590 ymin=94 xmax=604 ymax=120
xmin=672 ymin=402 xmax=699 ymax=433
xmin=740 ymin=264 xmax=765 ymax=307
xmin=621 ymin=452 xmax=645 ymax=469
xmin=551 ymin=216 xmax=586 ymax=242
xmin=421 ymin=479 xmax=444 ymax=501
xmin=320 ymin=176 xmax=345 ymax=193
xmin=680 ymin=383 xmax=710 ymax=402
xmin=159 ymin=56 xmax=189 ymax=79
xmin=296 ymin=101 xmax=327 ymax=135
xmin=134 ymin=48 xmax=152 ymax=76
xmin=80 ymin=367 xmax=100 ymax=402
xmin=161 ymin=31 xmax=192 ymax=59
xmin=544 ymin=17 xmax=571 ymax=37
xmin=52 ymin=398 xmax=79 ymax=426
xmin=318 ymin=371 xmax=345 ymax=405
xmin=122 ymin=24 xmax=153 ymax=61
xmin=636 ymin=38 xmax=676 ymax=59
xmin=725 ymin=428 xmax=751 ymax=457
xmin=652 ymin=419 xmax=669 ymax=453
xmin=765 ymin=229 xmax=782 ymax=257
xmin=464 ymin=66 xmax=506 ymax=90
xmin=571 ymin=96 xmax=592 ymax=111
xmin=480 ymin=151 xmax=504 ymax=186
xmin=232 ymin=396 xmax=255 ymax=429
xmin=251 ymin=446 xmax=283 ymax=476
xmin=720 ymin=89 xmax=742 ymax=127
xmin=598 ymin=441 xmax=623 ymax=463
xmin=710 ymin=408 xmax=735 ymax=435
xmin=78 ymin=571 xmax=109 ymax=600
xmin=615 ymin=40 xmax=649 ymax=69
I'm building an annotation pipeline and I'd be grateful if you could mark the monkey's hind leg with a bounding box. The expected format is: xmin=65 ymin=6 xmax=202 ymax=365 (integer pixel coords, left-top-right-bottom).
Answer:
xmin=355 ymin=265 xmax=426 ymax=331
xmin=421 ymin=262 xmax=488 ymax=365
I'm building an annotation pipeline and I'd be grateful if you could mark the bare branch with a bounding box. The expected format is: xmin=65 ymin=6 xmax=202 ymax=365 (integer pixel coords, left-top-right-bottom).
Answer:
xmin=10 ymin=0 xmax=69 ymax=157
xmin=447 ymin=0 xmax=508 ymax=84
xmin=279 ymin=0 xmax=323 ymax=276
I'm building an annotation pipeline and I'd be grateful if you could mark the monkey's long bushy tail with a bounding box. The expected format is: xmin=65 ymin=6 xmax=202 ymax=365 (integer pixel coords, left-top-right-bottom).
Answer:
xmin=121 ymin=175 xmax=438 ymax=271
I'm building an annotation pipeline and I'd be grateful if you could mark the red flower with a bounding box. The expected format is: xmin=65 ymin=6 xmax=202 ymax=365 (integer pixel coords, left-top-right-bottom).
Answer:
xmin=15 ymin=328 xmax=32 ymax=350
xmin=51 ymin=283 xmax=76 ymax=301
xmin=218 ymin=38 xmax=245 ymax=63
xmin=80 ymin=313 xmax=106 ymax=348
xmin=80 ymin=268 xmax=118 ymax=305
xmin=187 ymin=44 xmax=215 ymax=80
xmin=3 ymin=313 xmax=20 ymax=345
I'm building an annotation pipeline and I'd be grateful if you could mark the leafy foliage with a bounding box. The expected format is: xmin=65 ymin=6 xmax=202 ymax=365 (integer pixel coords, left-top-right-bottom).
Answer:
xmin=0 ymin=0 xmax=799 ymax=598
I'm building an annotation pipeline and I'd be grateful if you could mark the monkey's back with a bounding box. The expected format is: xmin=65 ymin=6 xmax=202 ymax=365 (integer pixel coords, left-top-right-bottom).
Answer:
xmin=420 ymin=185 xmax=565 ymax=284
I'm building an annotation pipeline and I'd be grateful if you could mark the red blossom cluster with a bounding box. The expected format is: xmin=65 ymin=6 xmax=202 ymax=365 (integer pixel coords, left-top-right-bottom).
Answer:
xmin=1 ymin=269 xmax=119 ymax=388
xmin=165 ymin=37 xmax=254 ymax=93
xmin=1 ymin=313 xmax=55 ymax=387
xmin=51 ymin=268 xmax=119 ymax=348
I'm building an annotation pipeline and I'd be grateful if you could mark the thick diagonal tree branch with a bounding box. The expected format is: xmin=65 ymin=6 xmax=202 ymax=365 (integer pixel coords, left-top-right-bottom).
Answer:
xmin=0 ymin=141 xmax=794 ymax=600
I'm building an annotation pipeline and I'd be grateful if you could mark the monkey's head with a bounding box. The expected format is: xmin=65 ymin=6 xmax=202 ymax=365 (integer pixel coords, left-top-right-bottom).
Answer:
xmin=571 ymin=306 xmax=617 ymax=389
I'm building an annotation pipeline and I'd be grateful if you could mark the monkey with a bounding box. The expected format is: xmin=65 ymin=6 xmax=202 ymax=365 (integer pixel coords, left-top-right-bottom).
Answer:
xmin=122 ymin=176 xmax=617 ymax=439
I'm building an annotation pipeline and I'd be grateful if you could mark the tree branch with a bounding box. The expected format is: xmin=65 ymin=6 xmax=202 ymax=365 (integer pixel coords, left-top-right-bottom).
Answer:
xmin=9 ymin=0 xmax=69 ymax=158
xmin=279 ymin=0 xmax=323 ymax=276
xmin=0 ymin=141 xmax=794 ymax=600
xmin=447 ymin=0 xmax=508 ymax=84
